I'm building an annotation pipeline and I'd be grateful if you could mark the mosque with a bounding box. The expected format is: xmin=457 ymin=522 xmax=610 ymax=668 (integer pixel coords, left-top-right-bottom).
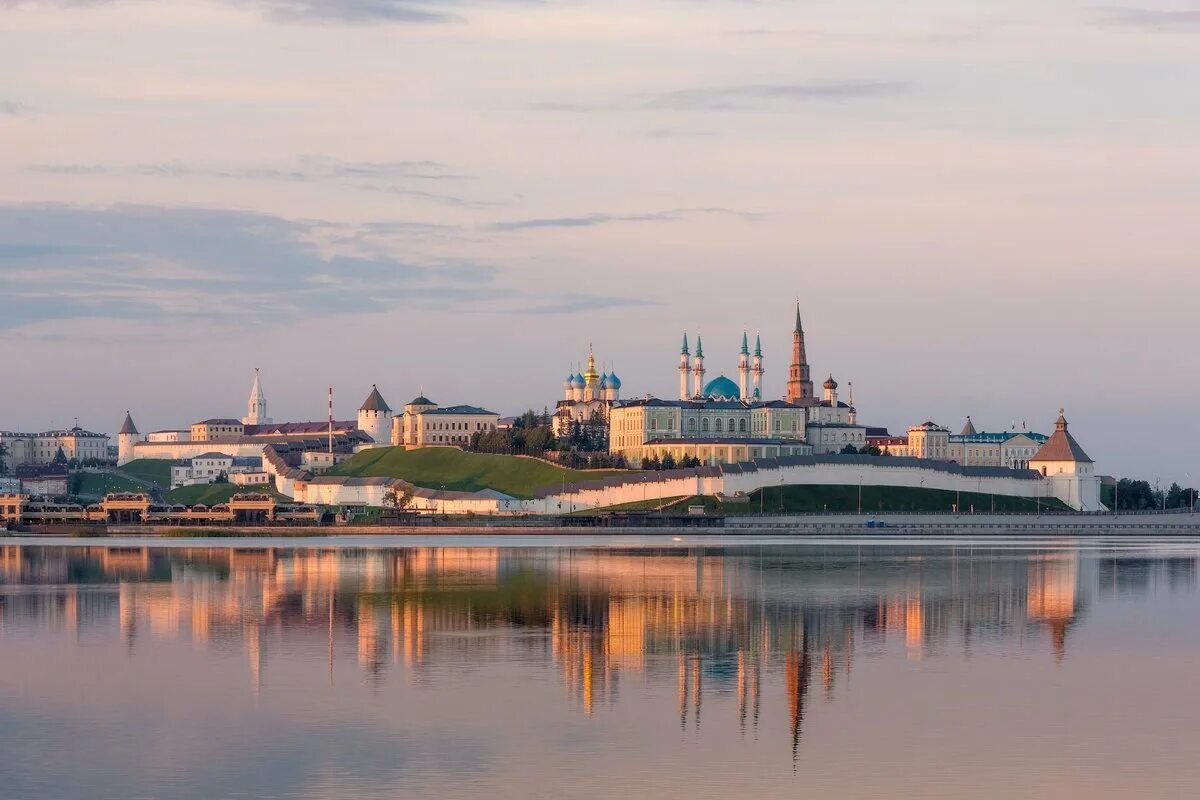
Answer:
xmin=609 ymin=305 xmax=866 ymax=466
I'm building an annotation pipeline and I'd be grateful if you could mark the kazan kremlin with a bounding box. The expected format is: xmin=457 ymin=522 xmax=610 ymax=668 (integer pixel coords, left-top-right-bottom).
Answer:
xmin=2 ymin=305 xmax=1106 ymax=518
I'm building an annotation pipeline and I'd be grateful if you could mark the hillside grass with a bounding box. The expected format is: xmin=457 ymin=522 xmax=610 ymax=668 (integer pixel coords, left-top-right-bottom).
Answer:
xmin=70 ymin=472 xmax=146 ymax=498
xmin=164 ymin=483 xmax=284 ymax=506
xmin=677 ymin=485 xmax=1074 ymax=515
xmin=118 ymin=459 xmax=174 ymax=488
xmin=326 ymin=447 xmax=631 ymax=499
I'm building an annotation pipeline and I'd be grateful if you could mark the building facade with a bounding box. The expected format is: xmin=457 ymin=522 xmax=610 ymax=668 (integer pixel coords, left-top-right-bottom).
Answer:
xmin=393 ymin=396 xmax=500 ymax=447
xmin=1 ymin=427 xmax=110 ymax=471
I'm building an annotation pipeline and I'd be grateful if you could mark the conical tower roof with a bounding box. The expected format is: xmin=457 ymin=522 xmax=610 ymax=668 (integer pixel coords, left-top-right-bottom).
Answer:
xmin=359 ymin=385 xmax=391 ymax=413
xmin=740 ymin=331 xmax=750 ymax=355
xmin=1032 ymin=410 xmax=1093 ymax=463
xmin=961 ymin=416 xmax=977 ymax=435
xmin=119 ymin=411 xmax=138 ymax=435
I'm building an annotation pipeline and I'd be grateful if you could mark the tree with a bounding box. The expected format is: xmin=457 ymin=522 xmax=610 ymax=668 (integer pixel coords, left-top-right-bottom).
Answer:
xmin=839 ymin=444 xmax=859 ymax=455
xmin=383 ymin=484 xmax=415 ymax=512
xmin=862 ymin=445 xmax=883 ymax=456
xmin=661 ymin=453 xmax=677 ymax=470
xmin=53 ymin=446 xmax=68 ymax=466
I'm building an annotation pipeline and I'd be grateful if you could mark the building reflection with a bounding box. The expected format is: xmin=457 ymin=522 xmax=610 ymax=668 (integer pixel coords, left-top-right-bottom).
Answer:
xmin=0 ymin=542 xmax=1194 ymax=759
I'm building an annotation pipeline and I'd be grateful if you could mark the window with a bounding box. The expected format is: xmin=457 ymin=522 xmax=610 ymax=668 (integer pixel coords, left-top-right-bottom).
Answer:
xmin=739 ymin=419 xmax=747 ymax=433
xmin=688 ymin=419 xmax=696 ymax=432
xmin=715 ymin=419 xmax=723 ymax=433
xmin=702 ymin=419 xmax=709 ymax=433
xmin=775 ymin=420 xmax=781 ymax=431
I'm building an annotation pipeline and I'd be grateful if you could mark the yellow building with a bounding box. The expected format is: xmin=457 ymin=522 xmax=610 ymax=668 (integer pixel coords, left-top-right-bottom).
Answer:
xmin=608 ymin=397 xmax=811 ymax=467
xmin=392 ymin=395 xmax=500 ymax=447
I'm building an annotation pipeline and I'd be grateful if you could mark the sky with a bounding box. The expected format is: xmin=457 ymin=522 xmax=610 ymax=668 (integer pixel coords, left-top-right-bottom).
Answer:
xmin=1 ymin=0 xmax=1198 ymax=482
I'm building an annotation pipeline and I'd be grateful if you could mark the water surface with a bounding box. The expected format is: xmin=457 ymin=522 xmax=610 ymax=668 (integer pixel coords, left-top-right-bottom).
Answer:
xmin=2 ymin=536 xmax=1198 ymax=799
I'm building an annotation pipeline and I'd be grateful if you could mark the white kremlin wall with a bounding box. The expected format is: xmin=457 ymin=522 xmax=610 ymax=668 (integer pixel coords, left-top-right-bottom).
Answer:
xmin=266 ymin=456 xmax=1104 ymax=515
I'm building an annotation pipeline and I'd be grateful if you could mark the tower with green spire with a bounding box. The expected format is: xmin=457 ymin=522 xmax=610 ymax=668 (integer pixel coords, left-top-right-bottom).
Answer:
xmin=679 ymin=332 xmax=691 ymax=400
xmin=751 ymin=333 xmax=764 ymax=399
xmin=691 ymin=336 xmax=706 ymax=398
xmin=738 ymin=330 xmax=751 ymax=399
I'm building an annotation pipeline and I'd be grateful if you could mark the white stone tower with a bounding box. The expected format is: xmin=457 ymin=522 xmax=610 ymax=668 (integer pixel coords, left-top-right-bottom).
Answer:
xmin=737 ymin=331 xmax=751 ymax=399
xmin=691 ymin=337 xmax=706 ymax=398
xmin=751 ymin=334 xmax=764 ymax=400
xmin=679 ymin=333 xmax=691 ymax=400
xmin=242 ymin=368 xmax=270 ymax=425
xmin=357 ymin=385 xmax=393 ymax=445
xmin=117 ymin=411 xmax=140 ymax=466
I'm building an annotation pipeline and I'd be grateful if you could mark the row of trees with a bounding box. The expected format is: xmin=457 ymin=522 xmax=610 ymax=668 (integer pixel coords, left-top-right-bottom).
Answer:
xmin=1108 ymin=478 xmax=1198 ymax=511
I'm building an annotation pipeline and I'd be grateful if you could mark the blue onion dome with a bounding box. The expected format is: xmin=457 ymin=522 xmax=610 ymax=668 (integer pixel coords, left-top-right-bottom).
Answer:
xmin=608 ymin=372 xmax=622 ymax=389
xmin=703 ymin=375 xmax=740 ymax=400
xmin=599 ymin=373 xmax=610 ymax=390
xmin=563 ymin=375 xmax=573 ymax=389
xmin=570 ymin=373 xmax=584 ymax=388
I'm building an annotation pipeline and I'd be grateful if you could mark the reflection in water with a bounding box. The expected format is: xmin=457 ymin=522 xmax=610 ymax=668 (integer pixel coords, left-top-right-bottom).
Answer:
xmin=1 ymin=541 xmax=1198 ymax=799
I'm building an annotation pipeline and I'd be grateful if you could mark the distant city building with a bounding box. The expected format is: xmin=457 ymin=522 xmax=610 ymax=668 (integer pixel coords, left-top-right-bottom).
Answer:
xmin=118 ymin=370 xmax=371 ymax=465
xmin=393 ymin=395 xmax=500 ymax=447
xmin=947 ymin=417 xmax=1048 ymax=469
xmin=0 ymin=426 xmax=110 ymax=471
xmin=553 ymin=348 xmax=620 ymax=437
xmin=609 ymin=305 xmax=868 ymax=465
xmin=170 ymin=453 xmax=264 ymax=489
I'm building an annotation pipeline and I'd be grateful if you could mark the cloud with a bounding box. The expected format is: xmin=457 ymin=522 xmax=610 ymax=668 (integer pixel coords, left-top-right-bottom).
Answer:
xmin=250 ymin=0 xmax=461 ymax=23
xmin=31 ymin=155 xmax=466 ymax=182
xmin=488 ymin=207 xmax=761 ymax=232
xmin=1098 ymin=7 xmax=1200 ymax=30
xmin=533 ymin=80 xmax=914 ymax=114
xmin=0 ymin=100 xmax=30 ymax=115
xmin=651 ymin=80 xmax=913 ymax=111
xmin=29 ymin=156 xmax=496 ymax=207
xmin=520 ymin=293 xmax=659 ymax=315
xmin=0 ymin=203 xmax=495 ymax=332
xmin=0 ymin=0 xmax=465 ymax=24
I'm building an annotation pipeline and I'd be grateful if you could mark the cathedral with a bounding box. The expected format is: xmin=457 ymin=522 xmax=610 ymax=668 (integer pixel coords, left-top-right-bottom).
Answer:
xmin=553 ymin=348 xmax=621 ymax=436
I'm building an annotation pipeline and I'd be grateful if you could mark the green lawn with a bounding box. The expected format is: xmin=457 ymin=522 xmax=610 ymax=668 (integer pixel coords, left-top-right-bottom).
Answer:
xmin=70 ymin=471 xmax=146 ymax=499
xmin=164 ymin=483 xmax=284 ymax=506
xmin=118 ymin=459 xmax=174 ymax=488
xmin=695 ymin=484 xmax=1074 ymax=514
xmin=326 ymin=447 xmax=632 ymax=499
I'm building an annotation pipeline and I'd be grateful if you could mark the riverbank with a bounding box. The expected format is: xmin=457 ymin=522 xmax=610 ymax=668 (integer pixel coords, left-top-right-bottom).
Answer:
xmin=7 ymin=510 xmax=1197 ymax=537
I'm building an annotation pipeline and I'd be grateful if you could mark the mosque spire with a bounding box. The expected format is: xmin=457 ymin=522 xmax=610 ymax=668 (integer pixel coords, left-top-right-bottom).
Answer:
xmin=681 ymin=331 xmax=690 ymax=356
xmin=741 ymin=331 xmax=750 ymax=355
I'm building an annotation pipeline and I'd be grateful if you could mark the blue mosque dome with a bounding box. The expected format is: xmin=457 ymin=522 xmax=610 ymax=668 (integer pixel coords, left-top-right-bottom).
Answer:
xmin=703 ymin=375 xmax=740 ymax=400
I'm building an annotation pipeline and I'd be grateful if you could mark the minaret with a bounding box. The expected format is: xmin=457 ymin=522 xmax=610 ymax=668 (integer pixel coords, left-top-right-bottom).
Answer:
xmin=692 ymin=337 xmax=706 ymax=398
xmin=117 ymin=411 xmax=139 ymax=466
xmin=786 ymin=305 xmax=816 ymax=406
xmin=679 ymin=333 xmax=691 ymax=401
xmin=751 ymin=334 xmax=764 ymax=400
xmin=243 ymin=368 xmax=269 ymax=425
xmin=737 ymin=331 xmax=751 ymax=400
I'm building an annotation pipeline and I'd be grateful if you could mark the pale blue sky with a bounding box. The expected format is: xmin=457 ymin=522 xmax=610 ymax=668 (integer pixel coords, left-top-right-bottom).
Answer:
xmin=1 ymin=0 xmax=1198 ymax=481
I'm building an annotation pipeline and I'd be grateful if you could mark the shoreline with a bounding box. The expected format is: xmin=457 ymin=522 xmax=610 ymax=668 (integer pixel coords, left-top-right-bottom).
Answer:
xmin=6 ymin=511 xmax=1198 ymax=538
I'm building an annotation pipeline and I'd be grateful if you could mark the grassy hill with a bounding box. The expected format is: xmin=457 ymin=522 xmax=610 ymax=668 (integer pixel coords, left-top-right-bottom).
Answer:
xmin=164 ymin=483 xmax=284 ymax=506
xmin=70 ymin=471 xmax=147 ymax=499
xmin=326 ymin=447 xmax=631 ymax=499
xmin=118 ymin=459 xmax=174 ymax=488
xmin=665 ymin=485 xmax=1072 ymax=515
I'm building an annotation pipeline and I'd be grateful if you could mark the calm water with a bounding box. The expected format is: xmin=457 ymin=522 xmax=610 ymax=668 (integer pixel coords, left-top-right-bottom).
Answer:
xmin=2 ymin=535 xmax=1199 ymax=800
